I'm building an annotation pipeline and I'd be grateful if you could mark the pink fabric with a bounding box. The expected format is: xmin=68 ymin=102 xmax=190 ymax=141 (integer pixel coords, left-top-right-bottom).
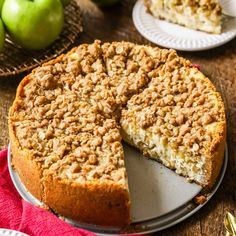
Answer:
xmin=0 ymin=148 xmax=95 ymax=236
xmin=192 ymin=63 xmax=200 ymax=70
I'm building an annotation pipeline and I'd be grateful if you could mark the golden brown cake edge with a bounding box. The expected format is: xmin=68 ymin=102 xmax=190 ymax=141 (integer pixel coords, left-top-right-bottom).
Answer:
xmin=43 ymin=172 xmax=131 ymax=227
xmin=9 ymin=119 xmax=44 ymax=201
xmin=204 ymin=121 xmax=226 ymax=189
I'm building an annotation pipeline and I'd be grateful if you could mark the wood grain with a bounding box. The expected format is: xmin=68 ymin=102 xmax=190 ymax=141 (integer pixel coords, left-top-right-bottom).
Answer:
xmin=0 ymin=0 xmax=235 ymax=235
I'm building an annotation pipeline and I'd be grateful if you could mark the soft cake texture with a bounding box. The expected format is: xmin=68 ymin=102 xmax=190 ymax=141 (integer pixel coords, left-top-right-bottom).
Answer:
xmin=144 ymin=0 xmax=222 ymax=34
xmin=9 ymin=41 xmax=226 ymax=227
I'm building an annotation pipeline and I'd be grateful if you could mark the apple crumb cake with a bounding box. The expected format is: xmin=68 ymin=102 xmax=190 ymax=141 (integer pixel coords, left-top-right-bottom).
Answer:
xmin=144 ymin=0 xmax=222 ymax=34
xmin=9 ymin=40 xmax=226 ymax=227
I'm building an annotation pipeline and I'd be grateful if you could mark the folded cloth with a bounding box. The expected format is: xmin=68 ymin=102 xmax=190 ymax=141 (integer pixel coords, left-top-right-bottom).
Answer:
xmin=0 ymin=148 xmax=95 ymax=236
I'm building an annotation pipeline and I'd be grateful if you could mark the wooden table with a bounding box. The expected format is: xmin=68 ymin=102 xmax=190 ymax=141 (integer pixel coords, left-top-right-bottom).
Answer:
xmin=0 ymin=0 xmax=235 ymax=235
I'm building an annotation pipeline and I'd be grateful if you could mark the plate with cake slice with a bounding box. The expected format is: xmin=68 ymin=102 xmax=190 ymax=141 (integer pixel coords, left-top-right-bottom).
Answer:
xmin=133 ymin=0 xmax=236 ymax=51
xmin=8 ymin=41 xmax=227 ymax=234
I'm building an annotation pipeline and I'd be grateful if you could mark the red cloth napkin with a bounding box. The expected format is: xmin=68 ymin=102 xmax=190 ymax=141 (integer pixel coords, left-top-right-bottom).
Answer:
xmin=0 ymin=148 xmax=95 ymax=236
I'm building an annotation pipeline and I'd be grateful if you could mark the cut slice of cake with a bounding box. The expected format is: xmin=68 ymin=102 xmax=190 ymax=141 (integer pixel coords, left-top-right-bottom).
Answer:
xmin=144 ymin=0 xmax=222 ymax=34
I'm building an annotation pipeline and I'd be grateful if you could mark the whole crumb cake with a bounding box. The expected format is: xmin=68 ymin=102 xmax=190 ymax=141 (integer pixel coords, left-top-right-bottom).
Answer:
xmin=144 ymin=0 xmax=222 ymax=34
xmin=9 ymin=40 xmax=226 ymax=227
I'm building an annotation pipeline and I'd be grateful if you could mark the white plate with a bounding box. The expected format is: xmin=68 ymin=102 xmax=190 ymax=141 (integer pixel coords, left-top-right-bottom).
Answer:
xmin=8 ymin=143 xmax=228 ymax=234
xmin=132 ymin=0 xmax=236 ymax=51
xmin=0 ymin=229 xmax=28 ymax=236
xmin=220 ymin=0 xmax=236 ymax=17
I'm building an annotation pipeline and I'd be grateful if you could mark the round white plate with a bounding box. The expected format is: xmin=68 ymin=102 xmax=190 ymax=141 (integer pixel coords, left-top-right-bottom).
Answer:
xmin=132 ymin=0 xmax=236 ymax=51
xmin=8 ymin=143 xmax=228 ymax=234
xmin=0 ymin=229 xmax=28 ymax=236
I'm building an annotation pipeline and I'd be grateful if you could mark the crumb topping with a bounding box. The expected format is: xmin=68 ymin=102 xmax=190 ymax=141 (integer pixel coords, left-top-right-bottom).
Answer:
xmin=122 ymin=66 xmax=225 ymax=157
xmin=13 ymin=99 xmax=126 ymax=184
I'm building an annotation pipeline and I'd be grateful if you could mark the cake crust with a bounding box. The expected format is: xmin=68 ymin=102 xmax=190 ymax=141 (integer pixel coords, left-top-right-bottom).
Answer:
xmin=204 ymin=121 xmax=226 ymax=188
xmin=43 ymin=173 xmax=130 ymax=226
xmin=9 ymin=124 xmax=44 ymax=201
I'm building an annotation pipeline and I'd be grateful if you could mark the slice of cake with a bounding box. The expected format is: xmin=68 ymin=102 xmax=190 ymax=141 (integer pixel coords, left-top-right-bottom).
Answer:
xmin=144 ymin=0 xmax=222 ymax=34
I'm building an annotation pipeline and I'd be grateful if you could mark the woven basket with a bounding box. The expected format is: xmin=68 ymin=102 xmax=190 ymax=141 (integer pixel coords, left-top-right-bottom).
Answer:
xmin=0 ymin=0 xmax=83 ymax=78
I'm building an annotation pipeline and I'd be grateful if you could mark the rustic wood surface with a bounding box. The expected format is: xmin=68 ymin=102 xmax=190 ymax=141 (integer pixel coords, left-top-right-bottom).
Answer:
xmin=0 ymin=0 xmax=235 ymax=235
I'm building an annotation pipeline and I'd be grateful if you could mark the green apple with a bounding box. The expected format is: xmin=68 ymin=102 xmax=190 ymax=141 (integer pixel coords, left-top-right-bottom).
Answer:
xmin=2 ymin=0 xmax=64 ymax=50
xmin=60 ymin=0 xmax=71 ymax=7
xmin=0 ymin=18 xmax=5 ymax=52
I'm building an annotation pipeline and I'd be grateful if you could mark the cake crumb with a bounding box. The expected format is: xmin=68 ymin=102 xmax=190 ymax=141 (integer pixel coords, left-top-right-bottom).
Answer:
xmin=194 ymin=194 xmax=207 ymax=205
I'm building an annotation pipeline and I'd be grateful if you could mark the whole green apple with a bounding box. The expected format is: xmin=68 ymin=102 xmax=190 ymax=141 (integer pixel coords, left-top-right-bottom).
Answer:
xmin=0 ymin=18 xmax=5 ymax=52
xmin=2 ymin=0 xmax=64 ymax=50
xmin=60 ymin=0 xmax=71 ymax=7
